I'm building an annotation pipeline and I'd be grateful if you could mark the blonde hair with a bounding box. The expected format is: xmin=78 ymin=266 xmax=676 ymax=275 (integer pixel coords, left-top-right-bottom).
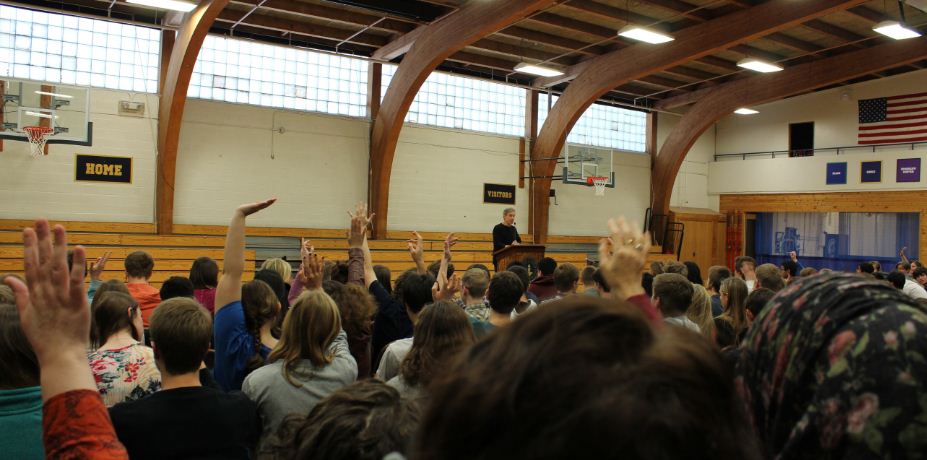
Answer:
xmin=268 ymin=290 xmax=341 ymax=387
xmin=261 ymin=258 xmax=292 ymax=284
xmin=687 ymin=284 xmax=715 ymax=340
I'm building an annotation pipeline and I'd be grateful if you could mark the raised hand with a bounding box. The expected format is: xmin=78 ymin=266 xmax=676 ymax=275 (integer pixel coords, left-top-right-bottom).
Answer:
xmin=348 ymin=202 xmax=375 ymax=230
xmin=443 ymin=233 xmax=458 ymax=259
xmin=789 ymin=251 xmax=798 ymax=262
xmin=89 ymin=251 xmax=111 ymax=281
xmin=598 ymin=216 xmax=650 ymax=300
xmin=302 ymin=244 xmax=324 ymax=291
xmin=408 ymin=231 xmax=425 ymax=261
xmin=236 ymin=198 xmax=277 ymax=217
xmin=432 ymin=272 xmax=461 ymax=301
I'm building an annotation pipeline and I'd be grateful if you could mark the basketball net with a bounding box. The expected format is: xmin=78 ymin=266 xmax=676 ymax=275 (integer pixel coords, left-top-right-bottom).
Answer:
xmin=589 ymin=176 xmax=608 ymax=196
xmin=23 ymin=126 xmax=53 ymax=158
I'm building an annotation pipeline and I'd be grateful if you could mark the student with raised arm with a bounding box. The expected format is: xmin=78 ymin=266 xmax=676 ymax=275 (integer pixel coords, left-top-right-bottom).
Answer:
xmin=4 ymin=220 xmax=129 ymax=459
xmin=213 ymin=198 xmax=280 ymax=392
xmin=597 ymin=217 xmax=662 ymax=325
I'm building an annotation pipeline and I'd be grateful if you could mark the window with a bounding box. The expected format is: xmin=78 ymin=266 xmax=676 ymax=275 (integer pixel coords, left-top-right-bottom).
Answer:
xmin=381 ymin=64 xmax=526 ymax=137
xmin=0 ymin=5 xmax=160 ymax=93
xmin=538 ymin=93 xmax=647 ymax=152
xmin=189 ymin=35 xmax=368 ymax=118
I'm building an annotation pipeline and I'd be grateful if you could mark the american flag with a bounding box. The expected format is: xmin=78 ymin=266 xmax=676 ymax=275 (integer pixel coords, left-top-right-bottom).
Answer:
xmin=858 ymin=92 xmax=927 ymax=145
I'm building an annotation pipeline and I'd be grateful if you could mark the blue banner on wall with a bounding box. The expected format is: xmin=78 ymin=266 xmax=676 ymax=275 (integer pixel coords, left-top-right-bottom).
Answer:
xmin=826 ymin=162 xmax=847 ymax=185
xmin=861 ymin=161 xmax=882 ymax=183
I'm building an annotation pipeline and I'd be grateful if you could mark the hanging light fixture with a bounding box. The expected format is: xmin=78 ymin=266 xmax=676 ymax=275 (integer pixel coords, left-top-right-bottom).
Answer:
xmin=514 ymin=62 xmax=564 ymax=77
xmin=873 ymin=1 xmax=922 ymax=39
xmin=737 ymin=58 xmax=783 ymax=73
xmin=618 ymin=25 xmax=674 ymax=44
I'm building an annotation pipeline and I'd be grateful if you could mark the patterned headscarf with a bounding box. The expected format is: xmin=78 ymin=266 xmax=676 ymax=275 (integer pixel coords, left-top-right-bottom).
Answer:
xmin=736 ymin=272 xmax=927 ymax=459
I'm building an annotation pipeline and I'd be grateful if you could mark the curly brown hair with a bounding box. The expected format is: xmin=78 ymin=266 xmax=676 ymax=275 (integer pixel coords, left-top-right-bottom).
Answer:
xmin=400 ymin=300 xmax=475 ymax=388
xmin=323 ymin=281 xmax=375 ymax=339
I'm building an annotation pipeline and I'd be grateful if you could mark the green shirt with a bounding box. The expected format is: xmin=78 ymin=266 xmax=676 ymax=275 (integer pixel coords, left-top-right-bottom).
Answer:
xmin=0 ymin=386 xmax=44 ymax=460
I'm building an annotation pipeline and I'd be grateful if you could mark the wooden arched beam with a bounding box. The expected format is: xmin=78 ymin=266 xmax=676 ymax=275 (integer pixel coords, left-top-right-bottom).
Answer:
xmin=156 ymin=0 xmax=230 ymax=235
xmin=651 ymin=38 xmax=927 ymax=220
xmin=368 ymin=0 xmax=556 ymax=238
xmin=528 ymin=0 xmax=868 ymax=243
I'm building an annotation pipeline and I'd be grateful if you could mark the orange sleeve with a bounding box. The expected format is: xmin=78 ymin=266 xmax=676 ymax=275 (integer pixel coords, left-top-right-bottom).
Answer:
xmin=43 ymin=390 xmax=128 ymax=460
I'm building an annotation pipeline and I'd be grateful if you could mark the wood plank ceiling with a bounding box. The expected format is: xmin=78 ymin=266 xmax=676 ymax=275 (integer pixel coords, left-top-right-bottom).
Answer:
xmin=11 ymin=0 xmax=927 ymax=111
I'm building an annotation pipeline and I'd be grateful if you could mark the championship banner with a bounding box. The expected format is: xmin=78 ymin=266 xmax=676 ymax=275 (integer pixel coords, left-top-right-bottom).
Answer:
xmin=484 ymin=183 xmax=516 ymax=204
xmin=897 ymin=158 xmax=921 ymax=183
xmin=826 ymin=162 xmax=847 ymax=185
xmin=76 ymin=154 xmax=132 ymax=183
xmin=860 ymin=161 xmax=882 ymax=183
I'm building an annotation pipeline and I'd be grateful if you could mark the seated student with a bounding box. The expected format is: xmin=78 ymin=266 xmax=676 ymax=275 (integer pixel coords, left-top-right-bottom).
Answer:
xmin=0 ymin=300 xmax=43 ymax=460
xmin=373 ymin=265 xmax=392 ymax=295
xmin=90 ymin=280 xmax=131 ymax=310
xmin=415 ymin=297 xmax=760 ymax=459
xmin=662 ymin=261 xmax=688 ymax=276
xmin=914 ymin=267 xmax=927 ymax=287
xmin=323 ymin=281 xmax=376 ymax=379
xmin=528 ymin=257 xmax=559 ymax=301
xmin=799 ymin=266 xmax=818 ymax=277
xmin=123 ymin=251 xmax=161 ymax=327
xmin=460 ymin=268 xmax=490 ymax=321
xmin=388 ymin=301 xmax=475 ymax=400
xmin=738 ymin=273 xmax=927 ymax=458
xmin=273 ymin=381 xmax=422 ymax=460
xmin=779 ymin=260 xmax=799 ymax=284
xmin=653 ymin=273 xmax=699 ymax=332
xmin=541 ymin=262 xmax=579 ymax=304
xmin=683 ymin=261 xmax=704 ymax=286
xmin=687 ymin=284 xmax=715 ymax=340
xmin=857 ymin=261 xmax=876 ymax=276
xmin=744 ymin=287 xmax=775 ymax=325
xmin=255 ymin=269 xmax=290 ymax=338
xmin=471 ymin=272 xmax=523 ymax=337
xmin=754 ymin=263 xmax=785 ymax=292
xmin=213 ymin=199 xmax=281 ymax=391
xmin=243 ymin=289 xmax=357 ymax=452
xmin=593 ymin=268 xmax=611 ymax=297
xmin=891 ymin=269 xmax=927 ymax=300
xmin=88 ymin=292 xmax=161 ymax=407
xmin=260 ymin=258 xmax=292 ymax=288
xmin=707 ymin=265 xmax=732 ymax=317
xmin=110 ymin=298 xmax=261 ymax=459
xmin=734 ymin=255 xmax=758 ymax=291
xmin=580 ymin=265 xmax=599 ymax=297
xmin=641 ymin=272 xmax=655 ymax=298
xmin=716 ymin=277 xmax=749 ymax=349
xmin=159 ymin=276 xmax=194 ymax=301
xmin=189 ymin=256 xmax=219 ymax=315
xmin=375 ymin=272 xmax=436 ymax=382
xmin=506 ymin=264 xmax=539 ymax=312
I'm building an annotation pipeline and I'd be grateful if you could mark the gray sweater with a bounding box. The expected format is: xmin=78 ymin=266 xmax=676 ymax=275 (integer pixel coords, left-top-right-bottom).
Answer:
xmin=242 ymin=331 xmax=357 ymax=450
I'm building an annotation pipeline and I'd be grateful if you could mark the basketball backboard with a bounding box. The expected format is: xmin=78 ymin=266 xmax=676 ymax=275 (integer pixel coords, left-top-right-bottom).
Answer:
xmin=0 ymin=78 xmax=92 ymax=145
xmin=562 ymin=144 xmax=615 ymax=189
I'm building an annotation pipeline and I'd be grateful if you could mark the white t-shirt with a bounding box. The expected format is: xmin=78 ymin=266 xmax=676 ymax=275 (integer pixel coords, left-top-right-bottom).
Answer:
xmin=903 ymin=279 xmax=927 ymax=300
xmin=664 ymin=315 xmax=701 ymax=333
xmin=376 ymin=337 xmax=413 ymax=382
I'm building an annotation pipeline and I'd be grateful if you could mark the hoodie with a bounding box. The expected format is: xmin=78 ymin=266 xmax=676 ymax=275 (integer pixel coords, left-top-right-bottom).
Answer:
xmin=127 ymin=283 xmax=162 ymax=327
xmin=528 ymin=274 xmax=558 ymax=302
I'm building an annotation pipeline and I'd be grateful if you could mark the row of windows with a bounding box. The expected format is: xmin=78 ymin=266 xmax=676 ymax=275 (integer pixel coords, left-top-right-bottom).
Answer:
xmin=0 ymin=5 xmax=648 ymax=150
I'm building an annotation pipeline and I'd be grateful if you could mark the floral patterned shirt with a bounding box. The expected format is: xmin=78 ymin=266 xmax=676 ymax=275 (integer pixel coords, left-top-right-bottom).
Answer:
xmin=88 ymin=343 xmax=161 ymax=407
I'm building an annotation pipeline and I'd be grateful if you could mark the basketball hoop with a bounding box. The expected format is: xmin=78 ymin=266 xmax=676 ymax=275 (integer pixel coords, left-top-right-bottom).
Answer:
xmin=588 ymin=176 xmax=608 ymax=196
xmin=23 ymin=126 xmax=54 ymax=157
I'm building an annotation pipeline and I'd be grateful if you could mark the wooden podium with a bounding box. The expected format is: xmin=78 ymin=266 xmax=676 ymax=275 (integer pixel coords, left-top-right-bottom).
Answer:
xmin=493 ymin=244 xmax=546 ymax=271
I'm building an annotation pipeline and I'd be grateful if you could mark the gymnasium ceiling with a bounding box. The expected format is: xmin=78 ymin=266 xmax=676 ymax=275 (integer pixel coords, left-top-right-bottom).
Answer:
xmin=11 ymin=0 xmax=927 ymax=112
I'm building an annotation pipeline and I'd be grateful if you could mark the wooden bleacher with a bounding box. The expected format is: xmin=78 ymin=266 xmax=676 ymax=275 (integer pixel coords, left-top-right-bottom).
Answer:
xmin=0 ymin=220 xmax=674 ymax=287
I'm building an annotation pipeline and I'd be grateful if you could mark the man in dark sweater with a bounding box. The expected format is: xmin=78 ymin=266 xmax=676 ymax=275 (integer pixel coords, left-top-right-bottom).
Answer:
xmin=492 ymin=207 xmax=522 ymax=271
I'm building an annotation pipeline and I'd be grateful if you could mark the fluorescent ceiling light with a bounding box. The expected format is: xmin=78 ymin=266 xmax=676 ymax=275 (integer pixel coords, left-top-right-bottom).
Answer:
xmin=514 ymin=62 xmax=564 ymax=77
xmin=737 ymin=58 xmax=783 ymax=73
xmin=126 ymin=0 xmax=197 ymax=12
xmin=34 ymin=91 xmax=73 ymax=99
xmin=872 ymin=21 xmax=922 ymax=40
xmin=618 ymin=25 xmax=674 ymax=44
xmin=734 ymin=108 xmax=759 ymax=115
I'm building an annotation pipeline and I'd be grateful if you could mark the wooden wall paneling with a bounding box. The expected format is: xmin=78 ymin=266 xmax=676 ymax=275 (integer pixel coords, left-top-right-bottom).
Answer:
xmin=528 ymin=0 xmax=868 ymax=244
xmin=156 ymin=0 xmax=231 ymax=235
xmin=367 ymin=0 xmax=557 ymax=238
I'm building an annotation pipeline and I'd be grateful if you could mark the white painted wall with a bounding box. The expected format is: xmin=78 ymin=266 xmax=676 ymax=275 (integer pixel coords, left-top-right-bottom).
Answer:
xmin=0 ymin=88 xmax=158 ymax=222
xmin=548 ymin=151 xmax=651 ymax=235
xmin=657 ymin=112 xmax=718 ymax=211
xmin=710 ymin=69 xmax=927 ymax=195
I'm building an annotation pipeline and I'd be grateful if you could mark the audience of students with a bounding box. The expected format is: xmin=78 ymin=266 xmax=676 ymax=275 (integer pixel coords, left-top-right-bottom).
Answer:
xmin=189 ymin=256 xmax=219 ymax=314
xmin=88 ymin=292 xmax=160 ymax=407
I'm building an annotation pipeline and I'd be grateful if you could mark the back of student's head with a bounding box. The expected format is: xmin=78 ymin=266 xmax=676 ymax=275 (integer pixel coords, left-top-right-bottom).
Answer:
xmin=708 ymin=266 xmax=732 ymax=291
xmin=149 ymin=297 xmax=212 ymax=375
xmin=260 ymin=258 xmax=292 ymax=284
xmin=870 ymin=260 xmax=882 ymax=272
xmin=189 ymin=256 xmax=219 ymax=289
xmin=580 ymin=266 xmax=597 ymax=286
xmin=91 ymin=280 xmax=130 ymax=306
xmin=734 ymin=256 xmax=756 ymax=277
xmin=687 ymin=284 xmax=714 ymax=339
xmin=399 ymin=272 xmax=436 ymax=315
xmin=373 ymin=265 xmax=392 ymax=295
xmin=745 ymin=288 xmax=775 ymax=320
xmin=270 ymin=290 xmax=341 ymax=387
xmin=124 ymin=251 xmax=155 ymax=279
xmin=416 ymin=296 xmax=760 ymax=459
xmin=427 ymin=261 xmax=455 ymax=280
xmin=401 ymin=301 xmax=475 ymax=388
xmin=324 ymin=281 xmax=375 ymax=340
xmin=650 ymin=261 xmax=665 ymax=275
xmin=159 ymin=276 xmax=194 ymax=301
xmin=538 ymin=257 xmax=557 ymax=276
xmin=330 ymin=261 xmax=350 ymax=284
xmin=720 ymin=277 xmax=749 ymax=333
xmin=506 ymin=265 xmax=530 ymax=294
xmin=755 ymin=264 xmax=785 ymax=292
xmin=888 ymin=271 xmax=907 ymax=289
xmin=553 ymin=263 xmax=579 ymax=293
xmin=593 ymin=269 xmax=611 ymax=293
xmin=275 ymin=380 xmax=421 ymax=460
xmin=487 ymin=272 xmax=523 ymax=315
xmin=92 ymin=292 xmax=141 ymax=346
xmin=254 ymin=269 xmax=289 ymax=313
xmin=462 ymin=268 xmax=489 ymax=299
xmin=897 ymin=261 xmax=911 ymax=272
xmin=466 ymin=264 xmax=491 ymax=277
xmin=683 ymin=261 xmax=703 ymax=285
xmin=799 ymin=267 xmax=818 ymax=277
xmin=641 ymin=272 xmax=654 ymax=298
xmin=653 ymin=273 xmax=694 ymax=316
xmin=241 ymin=280 xmax=280 ymax=367
xmin=857 ymin=262 xmax=875 ymax=274
xmin=0 ymin=302 xmax=39 ymax=389
xmin=0 ymin=284 xmax=13 ymax=304
xmin=662 ymin=261 xmax=688 ymax=276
